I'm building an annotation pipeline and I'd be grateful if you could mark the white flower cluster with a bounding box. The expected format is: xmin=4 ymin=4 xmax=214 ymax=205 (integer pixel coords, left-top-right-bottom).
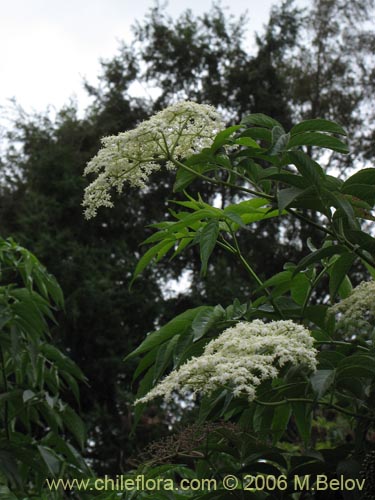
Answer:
xmin=330 ymin=280 xmax=375 ymax=336
xmin=83 ymin=101 xmax=224 ymax=218
xmin=136 ymin=320 xmax=317 ymax=405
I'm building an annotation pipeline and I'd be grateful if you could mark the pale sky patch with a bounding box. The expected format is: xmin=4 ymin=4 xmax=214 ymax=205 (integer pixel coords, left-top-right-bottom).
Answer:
xmin=0 ymin=0 xmax=277 ymax=114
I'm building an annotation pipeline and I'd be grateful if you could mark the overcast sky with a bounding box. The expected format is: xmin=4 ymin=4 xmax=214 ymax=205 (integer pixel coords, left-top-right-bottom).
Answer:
xmin=0 ymin=0 xmax=278 ymax=115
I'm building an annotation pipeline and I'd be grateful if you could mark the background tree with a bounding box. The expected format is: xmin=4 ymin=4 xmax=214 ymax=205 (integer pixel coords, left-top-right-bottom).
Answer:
xmin=0 ymin=0 xmax=374 ymax=476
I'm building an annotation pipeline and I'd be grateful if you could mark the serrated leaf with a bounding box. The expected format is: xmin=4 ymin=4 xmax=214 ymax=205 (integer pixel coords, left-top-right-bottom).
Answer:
xmin=241 ymin=113 xmax=283 ymax=129
xmin=224 ymin=198 xmax=269 ymax=214
xmin=224 ymin=210 xmax=248 ymax=228
xmin=153 ymin=334 xmax=180 ymax=383
xmin=290 ymin=273 xmax=310 ymax=306
xmin=170 ymin=236 xmax=193 ymax=259
xmin=164 ymin=208 xmax=221 ymax=235
xmin=287 ymin=132 xmax=349 ymax=153
xmin=287 ymin=150 xmax=325 ymax=184
xmin=62 ymin=406 xmax=86 ymax=449
xmin=200 ymin=219 xmax=220 ymax=275
xmin=192 ymin=305 xmax=225 ymax=341
xmin=329 ymin=253 xmax=355 ymax=300
xmin=293 ymin=246 xmax=348 ymax=275
xmin=336 ymin=354 xmax=375 ymax=380
xmin=211 ymin=125 xmax=242 ymax=151
xmin=292 ymin=402 xmax=312 ymax=446
xmin=324 ymin=190 xmax=358 ymax=228
xmin=310 ymin=370 xmax=335 ymax=398
xmin=268 ymin=172 xmax=310 ymax=189
xmin=125 ymin=306 xmax=208 ymax=360
xmin=277 ymin=186 xmax=307 ymax=210
xmin=271 ymin=403 xmax=291 ymax=443
xmin=132 ymin=347 xmax=158 ymax=382
xmin=239 ymin=127 xmax=272 ymax=143
xmin=130 ymin=239 xmax=175 ymax=286
xmin=234 ymin=137 xmax=260 ymax=148
xmin=290 ymin=119 xmax=346 ymax=136
xmin=341 ymin=183 xmax=375 ymax=207
xmin=173 ymin=164 xmax=214 ymax=192
xmin=269 ymin=128 xmax=290 ymax=155
xmin=38 ymin=446 xmax=61 ymax=476
xmin=345 ymin=230 xmax=375 ymax=254
xmin=342 ymin=168 xmax=375 ymax=188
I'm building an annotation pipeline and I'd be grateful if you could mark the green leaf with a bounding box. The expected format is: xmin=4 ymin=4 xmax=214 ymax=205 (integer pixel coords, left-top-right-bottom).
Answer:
xmin=341 ymin=184 xmax=375 ymax=207
xmin=132 ymin=347 xmax=158 ymax=382
xmin=125 ymin=306 xmax=208 ymax=360
xmin=62 ymin=406 xmax=86 ymax=449
xmin=131 ymin=239 xmax=175 ymax=286
xmin=241 ymin=113 xmax=283 ymax=129
xmin=173 ymin=164 xmax=214 ymax=192
xmin=224 ymin=198 xmax=269 ymax=214
xmin=271 ymin=403 xmax=291 ymax=443
xmin=173 ymin=165 xmax=199 ymax=192
xmin=329 ymin=253 xmax=355 ymax=300
xmin=234 ymin=137 xmax=260 ymax=149
xmin=224 ymin=210 xmax=248 ymax=229
xmin=192 ymin=305 xmax=225 ymax=341
xmin=287 ymin=150 xmax=325 ymax=184
xmin=0 ymin=486 xmax=18 ymax=500
xmin=342 ymin=168 xmax=375 ymax=188
xmin=345 ymin=230 xmax=375 ymax=254
xmin=324 ymin=190 xmax=358 ymax=228
xmin=37 ymin=445 xmax=61 ymax=476
xmin=304 ymin=305 xmax=329 ymax=329
xmin=293 ymin=246 xmax=348 ymax=274
xmin=267 ymin=172 xmax=310 ymax=189
xmin=164 ymin=208 xmax=221 ymax=235
xmin=310 ymin=370 xmax=335 ymax=398
xmin=277 ymin=186 xmax=307 ymax=210
xmin=269 ymin=128 xmax=290 ymax=155
xmin=170 ymin=235 xmax=193 ymax=259
xmin=153 ymin=334 xmax=180 ymax=383
xmin=211 ymin=125 xmax=242 ymax=151
xmin=290 ymin=273 xmax=310 ymax=306
xmin=200 ymin=219 xmax=220 ymax=275
xmin=336 ymin=354 xmax=375 ymax=380
xmin=290 ymin=119 xmax=346 ymax=136
xmin=287 ymin=132 xmax=349 ymax=153
xmin=239 ymin=127 xmax=272 ymax=143
xmin=292 ymin=402 xmax=312 ymax=446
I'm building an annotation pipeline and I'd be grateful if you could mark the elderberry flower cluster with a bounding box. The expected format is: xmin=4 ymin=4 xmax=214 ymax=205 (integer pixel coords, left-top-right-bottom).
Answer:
xmin=83 ymin=101 xmax=224 ymax=218
xmin=329 ymin=280 xmax=375 ymax=337
xmin=136 ymin=320 xmax=317 ymax=405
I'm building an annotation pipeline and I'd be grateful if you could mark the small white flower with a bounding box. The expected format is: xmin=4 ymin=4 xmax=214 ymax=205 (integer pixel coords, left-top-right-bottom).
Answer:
xmin=136 ymin=319 xmax=317 ymax=405
xmin=329 ymin=280 xmax=375 ymax=336
xmin=83 ymin=101 xmax=224 ymax=218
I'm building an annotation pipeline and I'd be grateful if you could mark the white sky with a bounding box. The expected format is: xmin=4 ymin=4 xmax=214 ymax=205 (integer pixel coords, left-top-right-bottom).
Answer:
xmin=0 ymin=0 xmax=278 ymax=115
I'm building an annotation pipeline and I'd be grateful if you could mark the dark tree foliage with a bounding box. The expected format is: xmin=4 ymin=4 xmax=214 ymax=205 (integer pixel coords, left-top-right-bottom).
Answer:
xmin=0 ymin=0 xmax=374 ymax=475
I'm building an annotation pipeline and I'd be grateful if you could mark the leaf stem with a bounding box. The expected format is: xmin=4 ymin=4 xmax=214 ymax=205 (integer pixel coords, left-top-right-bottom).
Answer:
xmin=170 ymin=157 xmax=273 ymax=200
xmin=254 ymin=397 xmax=372 ymax=421
xmin=314 ymin=340 xmax=369 ymax=352
xmin=226 ymin=224 xmax=285 ymax=319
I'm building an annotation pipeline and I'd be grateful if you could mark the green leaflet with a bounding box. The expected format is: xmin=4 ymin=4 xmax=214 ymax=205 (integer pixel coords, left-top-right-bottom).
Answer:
xmin=200 ymin=219 xmax=220 ymax=275
xmin=290 ymin=118 xmax=346 ymax=136
xmin=287 ymin=132 xmax=349 ymax=153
